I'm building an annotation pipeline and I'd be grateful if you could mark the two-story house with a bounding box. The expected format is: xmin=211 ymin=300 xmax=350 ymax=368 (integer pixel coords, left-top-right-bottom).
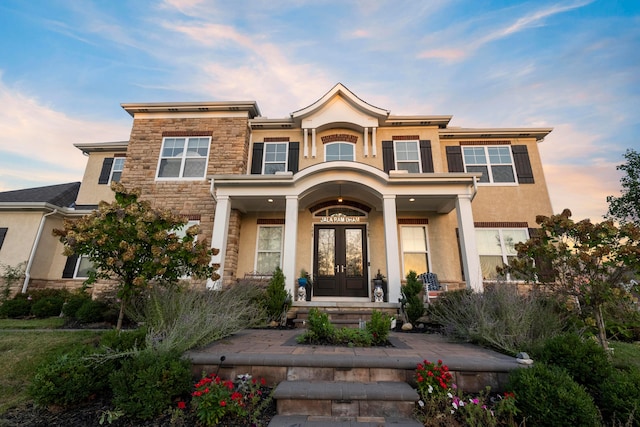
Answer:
xmin=0 ymin=83 xmax=553 ymax=302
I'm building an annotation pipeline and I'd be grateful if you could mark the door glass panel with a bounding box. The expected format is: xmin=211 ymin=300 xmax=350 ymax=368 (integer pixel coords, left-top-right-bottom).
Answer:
xmin=345 ymin=229 xmax=363 ymax=276
xmin=317 ymin=229 xmax=335 ymax=276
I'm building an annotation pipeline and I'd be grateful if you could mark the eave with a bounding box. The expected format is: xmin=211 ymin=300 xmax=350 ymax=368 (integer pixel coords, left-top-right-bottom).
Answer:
xmin=440 ymin=127 xmax=553 ymax=141
xmin=74 ymin=141 xmax=129 ymax=155
xmin=121 ymin=101 xmax=261 ymax=118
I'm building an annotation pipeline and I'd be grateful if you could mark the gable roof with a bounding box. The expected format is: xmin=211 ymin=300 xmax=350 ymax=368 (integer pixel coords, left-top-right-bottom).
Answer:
xmin=291 ymin=83 xmax=389 ymax=120
xmin=0 ymin=182 xmax=80 ymax=208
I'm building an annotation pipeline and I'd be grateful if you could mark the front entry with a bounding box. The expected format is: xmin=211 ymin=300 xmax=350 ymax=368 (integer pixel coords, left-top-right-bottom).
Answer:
xmin=313 ymin=224 xmax=368 ymax=297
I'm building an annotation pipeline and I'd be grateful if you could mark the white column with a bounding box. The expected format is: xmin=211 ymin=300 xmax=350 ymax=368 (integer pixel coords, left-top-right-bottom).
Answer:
xmin=282 ymin=195 xmax=299 ymax=298
xmin=371 ymin=127 xmax=377 ymax=157
xmin=383 ymin=195 xmax=402 ymax=303
xmin=208 ymin=195 xmax=231 ymax=290
xmin=455 ymin=195 xmax=483 ymax=292
xmin=363 ymin=127 xmax=369 ymax=157
xmin=311 ymin=128 xmax=317 ymax=158
xmin=303 ymin=128 xmax=309 ymax=158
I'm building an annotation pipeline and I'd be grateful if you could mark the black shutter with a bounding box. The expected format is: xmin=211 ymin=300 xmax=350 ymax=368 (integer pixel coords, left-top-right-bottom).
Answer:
xmin=250 ymin=143 xmax=264 ymax=175
xmin=446 ymin=146 xmax=464 ymax=172
xmin=382 ymin=141 xmax=394 ymax=173
xmin=62 ymin=255 xmax=79 ymax=278
xmin=0 ymin=227 xmax=7 ymax=250
xmin=98 ymin=158 xmax=114 ymax=184
xmin=419 ymin=140 xmax=434 ymax=173
xmin=287 ymin=142 xmax=299 ymax=173
xmin=455 ymin=228 xmax=465 ymax=281
xmin=512 ymin=145 xmax=534 ymax=184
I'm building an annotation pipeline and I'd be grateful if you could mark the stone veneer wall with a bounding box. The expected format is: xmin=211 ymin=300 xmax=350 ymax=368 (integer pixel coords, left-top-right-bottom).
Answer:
xmin=120 ymin=116 xmax=251 ymax=288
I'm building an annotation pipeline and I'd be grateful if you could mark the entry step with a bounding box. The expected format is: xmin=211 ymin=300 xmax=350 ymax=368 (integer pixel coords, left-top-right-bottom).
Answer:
xmin=268 ymin=415 xmax=423 ymax=426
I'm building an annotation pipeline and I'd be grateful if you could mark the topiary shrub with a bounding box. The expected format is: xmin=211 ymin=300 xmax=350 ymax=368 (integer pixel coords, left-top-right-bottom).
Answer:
xmin=109 ymin=350 xmax=192 ymax=420
xmin=401 ymin=270 xmax=424 ymax=324
xmin=507 ymin=363 xmax=601 ymax=427
xmin=29 ymin=348 xmax=113 ymax=407
xmin=531 ymin=332 xmax=612 ymax=407
xmin=0 ymin=297 xmax=32 ymax=318
xmin=264 ymin=267 xmax=290 ymax=324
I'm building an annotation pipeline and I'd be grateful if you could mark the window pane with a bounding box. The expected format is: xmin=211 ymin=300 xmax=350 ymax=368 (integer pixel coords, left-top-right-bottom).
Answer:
xmin=158 ymin=159 xmax=181 ymax=177
xmin=162 ymin=138 xmax=185 ymax=157
xmin=258 ymin=227 xmax=282 ymax=251
xmin=476 ymin=229 xmax=503 ymax=255
xmin=488 ymin=147 xmax=512 ymax=164
xmin=76 ymin=256 xmax=94 ymax=278
xmin=501 ymin=229 xmax=528 ymax=255
xmin=326 ymin=143 xmax=354 ymax=161
xmin=397 ymin=162 xmax=420 ymax=173
xmin=345 ymin=229 xmax=363 ymax=276
xmin=317 ymin=228 xmax=335 ymax=276
xmin=264 ymin=163 xmax=285 ymax=174
xmin=396 ymin=141 xmax=419 ymax=161
xmin=467 ymin=165 xmax=489 ymax=182
xmin=401 ymin=227 xmax=426 ymax=251
xmin=492 ymin=165 xmax=515 ymax=183
xmin=404 ymin=253 xmax=428 ymax=275
xmin=183 ymin=158 xmax=206 ymax=177
xmin=463 ymin=147 xmax=486 ymax=164
xmin=257 ymin=253 xmax=280 ymax=273
xmin=480 ymin=255 xmax=504 ymax=279
xmin=265 ymin=143 xmax=287 ymax=161
xmin=111 ymin=171 xmax=122 ymax=182
xmin=186 ymin=138 xmax=209 ymax=157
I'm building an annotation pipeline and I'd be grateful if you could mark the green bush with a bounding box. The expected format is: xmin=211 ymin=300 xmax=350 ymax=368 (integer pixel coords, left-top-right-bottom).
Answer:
xmin=61 ymin=292 xmax=92 ymax=319
xmin=75 ymin=299 xmax=108 ymax=323
xmin=366 ymin=310 xmax=392 ymax=345
xmin=29 ymin=348 xmax=113 ymax=406
xmin=0 ymin=298 xmax=32 ymax=318
xmin=598 ymin=366 xmax=640 ymax=426
xmin=507 ymin=363 xmax=601 ymax=427
xmin=109 ymin=350 xmax=192 ymax=420
xmin=334 ymin=327 xmax=372 ymax=347
xmin=100 ymin=328 xmax=147 ymax=352
xmin=264 ymin=267 xmax=290 ymax=323
xmin=31 ymin=296 xmax=65 ymax=318
xmin=401 ymin=271 xmax=424 ymax=324
xmin=302 ymin=307 xmax=335 ymax=343
xmin=532 ymin=333 xmax=612 ymax=407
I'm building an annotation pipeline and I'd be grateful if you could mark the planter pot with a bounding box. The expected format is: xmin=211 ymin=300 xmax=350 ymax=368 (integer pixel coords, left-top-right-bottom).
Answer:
xmin=373 ymin=279 xmax=388 ymax=302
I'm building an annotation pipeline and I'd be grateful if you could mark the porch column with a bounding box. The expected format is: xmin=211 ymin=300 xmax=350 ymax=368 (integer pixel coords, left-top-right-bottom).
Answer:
xmin=311 ymin=128 xmax=317 ymax=158
xmin=303 ymin=128 xmax=309 ymax=158
xmin=208 ymin=195 xmax=231 ymax=290
xmin=382 ymin=195 xmax=402 ymax=303
xmin=371 ymin=127 xmax=377 ymax=157
xmin=282 ymin=195 xmax=299 ymax=297
xmin=363 ymin=127 xmax=369 ymax=157
xmin=455 ymin=195 xmax=483 ymax=292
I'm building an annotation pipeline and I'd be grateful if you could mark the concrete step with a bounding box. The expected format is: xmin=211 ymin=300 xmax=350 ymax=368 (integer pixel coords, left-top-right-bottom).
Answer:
xmin=273 ymin=380 xmax=418 ymax=418
xmin=268 ymin=415 xmax=423 ymax=426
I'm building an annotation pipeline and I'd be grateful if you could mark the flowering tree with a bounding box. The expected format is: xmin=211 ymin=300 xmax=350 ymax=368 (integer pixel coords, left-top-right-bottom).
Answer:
xmin=505 ymin=209 xmax=640 ymax=350
xmin=53 ymin=183 xmax=218 ymax=330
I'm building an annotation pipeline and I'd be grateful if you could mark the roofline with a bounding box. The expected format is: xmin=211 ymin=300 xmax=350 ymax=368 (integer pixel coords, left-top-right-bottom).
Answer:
xmin=121 ymin=101 xmax=261 ymax=118
xmin=291 ymin=83 xmax=390 ymax=119
xmin=0 ymin=202 xmax=88 ymax=214
xmin=74 ymin=141 xmax=129 ymax=154
xmin=439 ymin=127 xmax=553 ymax=141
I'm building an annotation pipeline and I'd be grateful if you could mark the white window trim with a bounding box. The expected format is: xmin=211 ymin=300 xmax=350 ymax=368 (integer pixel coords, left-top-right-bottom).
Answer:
xmin=394 ymin=140 xmax=422 ymax=173
xmin=462 ymin=146 xmax=518 ymax=186
xmin=155 ymin=136 xmax=211 ymax=180
xmin=262 ymin=142 xmax=289 ymax=175
xmin=399 ymin=225 xmax=432 ymax=277
xmin=74 ymin=255 xmax=94 ymax=279
xmin=110 ymin=157 xmax=125 ymax=183
xmin=476 ymin=228 xmax=530 ymax=282
xmin=254 ymin=225 xmax=284 ymax=273
xmin=324 ymin=141 xmax=356 ymax=162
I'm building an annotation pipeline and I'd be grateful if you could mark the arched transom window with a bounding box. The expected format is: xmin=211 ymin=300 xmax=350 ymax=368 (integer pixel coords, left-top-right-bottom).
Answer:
xmin=325 ymin=142 xmax=355 ymax=162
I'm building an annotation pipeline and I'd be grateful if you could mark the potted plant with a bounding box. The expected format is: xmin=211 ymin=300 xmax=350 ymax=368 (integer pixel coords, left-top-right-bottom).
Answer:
xmin=298 ymin=269 xmax=312 ymax=301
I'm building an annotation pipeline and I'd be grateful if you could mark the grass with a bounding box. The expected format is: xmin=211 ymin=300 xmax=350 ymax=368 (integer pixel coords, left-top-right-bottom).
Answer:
xmin=0 ymin=321 xmax=103 ymax=413
xmin=0 ymin=317 xmax=65 ymax=329
xmin=610 ymin=341 xmax=640 ymax=370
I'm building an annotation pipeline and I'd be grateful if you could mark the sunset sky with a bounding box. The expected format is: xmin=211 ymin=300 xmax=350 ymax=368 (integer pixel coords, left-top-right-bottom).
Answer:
xmin=0 ymin=0 xmax=638 ymax=221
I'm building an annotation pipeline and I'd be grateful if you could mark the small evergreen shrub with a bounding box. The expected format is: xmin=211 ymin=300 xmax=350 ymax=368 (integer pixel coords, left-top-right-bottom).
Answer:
xmin=109 ymin=350 xmax=192 ymax=420
xmin=302 ymin=307 xmax=335 ymax=343
xmin=61 ymin=291 xmax=92 ymax=319
xmin=100 ymin=328 xmax=147 ymax=352
xmin=366 ymin=310 xmax=392 ymax=345
xmin=598 ymin=366 xmax=640 ymax=426
xmin=0 ymin=297 xmax=32 ymax=318
xmin=507 ymin=363 xmax=601 ymax=427
xmin=264 ymin=267 xmax=290 ymax=323
xmin=31 ymin=295 xmax=65 ymax=318
xmin=334 ymin=327 xmax=373 ymax=347
xmin=75 ymin=299 xmax=109 ymax=323
xmin=29 ymin=348 xmax=113 ymax=406
xmin=401 ymin=270 xmax=424 ymax=324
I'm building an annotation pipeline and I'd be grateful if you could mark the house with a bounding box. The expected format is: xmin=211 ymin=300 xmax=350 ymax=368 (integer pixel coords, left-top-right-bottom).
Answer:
xmin=0 ymin=83 xmax=553 ymax=303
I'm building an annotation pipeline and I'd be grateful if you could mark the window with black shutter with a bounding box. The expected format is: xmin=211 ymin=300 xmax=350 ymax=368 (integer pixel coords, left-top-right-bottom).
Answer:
xmin=98 ymin=158 xmax=114 ymax=184
xmin=446 ymin=146 xmax=464 ymax=172
xmin=382 ymin=141 xmax=394 ymax=173
xmin=0 ymin=227 xmax=7 ymax=251
xmin=419 ymin=140 xmax=434 ymax=173
xmin=512 ymin=145 xmax=535 ymax=184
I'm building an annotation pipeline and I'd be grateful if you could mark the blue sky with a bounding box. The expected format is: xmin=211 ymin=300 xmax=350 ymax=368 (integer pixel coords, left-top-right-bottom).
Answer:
xmin=0 ymin=0 xmax=638 ymax=221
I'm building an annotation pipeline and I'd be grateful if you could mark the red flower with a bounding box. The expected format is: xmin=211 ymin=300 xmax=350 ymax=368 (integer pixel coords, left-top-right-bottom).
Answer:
xmin=261 ymin=378 xmax=267 ymax=386
xmin=231 ymin=392 xmax=243 ymax=401
xmin=177 ymin=401 xmax=186 ymax=410
xmin=220 ymin=400 xmax=227 ymax=407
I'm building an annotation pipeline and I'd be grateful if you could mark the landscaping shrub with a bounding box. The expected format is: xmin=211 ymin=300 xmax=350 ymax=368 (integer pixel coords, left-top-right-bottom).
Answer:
xmin=29 ymin=348 xmax=113 ymax=407
xmin=100 ymin=328 xmax=147 ymax=352
xmin=30 ymin=295 xmax=65 ymax=318
xmin=531 ymin=332 xmax=612 ymax=407
xmin=264 ymin=267 xmax=290 ymax=323
xmin=366 ymin=310 xmax=392 ymax=345
xmin=401 ymin=270 xmax=424 ymax=324
xmin=0 ymin=297 xmax=32 ymax=318
xmin=127 ymin=283 xmax=267 ymax=353
xmin=109 ymin=350 xmax=192 ymax=420
xmin=598 ymin=366 xmax=640 ymax=426
xmin=429 ymin=284 xmax=569 ymax=355
xmin=74 ymin=299 xmax=109 ymax=323
xmin=507 ymin=363 xmax=601 ymax=427
xmin=334 ymin=327 xmax=372 ymax=347
xmin=300 ymin=307 xmax=335 ymax=343
xmin=61 ymin=291 xmax=91 ymax=319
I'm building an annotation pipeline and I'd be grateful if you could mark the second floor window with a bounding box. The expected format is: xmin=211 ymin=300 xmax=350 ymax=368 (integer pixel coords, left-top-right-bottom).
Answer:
xmin=157 ymin=137 xmax=211 ymax=179
xmin=395 ymin=141 xmax=421 ymax=172
xmin=263 ymin=143 xmax=288 ymax=174
xmin=110 ymin=158 xmax=125 ymax=183
xmin=463 ymin=146 xmax=516 ymax=183
xmin=325 ymin=142 xmax=354 ymax=161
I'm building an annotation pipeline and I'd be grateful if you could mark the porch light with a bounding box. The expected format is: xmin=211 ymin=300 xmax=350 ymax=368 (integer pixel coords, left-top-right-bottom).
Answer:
xmin=409 ymin=198 xmax=415 ymax=202
xmin=267 ymin=198 xmax=274 ymax=203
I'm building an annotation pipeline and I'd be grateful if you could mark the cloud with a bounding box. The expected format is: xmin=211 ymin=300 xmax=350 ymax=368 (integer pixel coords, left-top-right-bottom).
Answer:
xmin=0 ymin=74 xmax=130 ymax=191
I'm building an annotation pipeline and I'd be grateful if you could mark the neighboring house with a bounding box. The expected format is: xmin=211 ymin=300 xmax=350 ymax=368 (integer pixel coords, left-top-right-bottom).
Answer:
xmin=0 ymin=83 xmax=553 ymax=303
